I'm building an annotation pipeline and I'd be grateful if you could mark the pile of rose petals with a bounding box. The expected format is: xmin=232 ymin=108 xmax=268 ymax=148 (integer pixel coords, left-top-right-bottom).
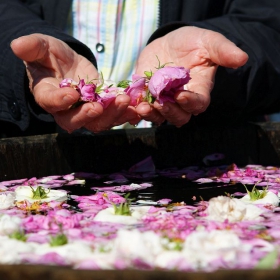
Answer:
xmin=0 ymin=160 xmax=280 ymax=271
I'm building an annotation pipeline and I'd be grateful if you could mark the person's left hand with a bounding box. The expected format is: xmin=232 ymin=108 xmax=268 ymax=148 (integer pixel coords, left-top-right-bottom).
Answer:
xmin=135 ymin=26 xmax=248 ymax=127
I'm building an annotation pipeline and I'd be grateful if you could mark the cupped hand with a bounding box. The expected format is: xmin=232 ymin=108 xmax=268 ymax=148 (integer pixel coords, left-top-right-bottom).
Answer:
xmin=11 ymin=34 xmax=140 ymax=133
xmin=135 ymin=26 xmax=249 ymax=127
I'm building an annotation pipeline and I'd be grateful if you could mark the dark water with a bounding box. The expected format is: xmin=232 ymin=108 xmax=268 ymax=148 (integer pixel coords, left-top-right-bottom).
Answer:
xmin=63 ymin=175 xmax=247 ymax=207
xmin=133 ymin=177 xmax=245 ymax=205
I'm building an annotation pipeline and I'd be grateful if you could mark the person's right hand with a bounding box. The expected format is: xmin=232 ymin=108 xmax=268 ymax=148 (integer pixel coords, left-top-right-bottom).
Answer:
xmin=11 ymin=33 xmax=140 ymax=133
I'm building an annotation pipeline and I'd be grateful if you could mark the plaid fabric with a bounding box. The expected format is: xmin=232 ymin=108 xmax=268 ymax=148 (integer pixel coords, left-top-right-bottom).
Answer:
xmin=71 ymin=0 xmax=159 ymax=82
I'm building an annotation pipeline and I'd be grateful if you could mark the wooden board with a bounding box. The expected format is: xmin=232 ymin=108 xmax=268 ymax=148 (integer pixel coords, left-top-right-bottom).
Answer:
xmin=1 ymin=122 xmax=280 ymax=180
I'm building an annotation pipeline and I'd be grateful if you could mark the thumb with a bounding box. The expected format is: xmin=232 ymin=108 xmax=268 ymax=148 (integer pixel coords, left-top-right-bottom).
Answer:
xmin=11 ymin=33 xmax=49 ymax=62
xmin=205 ymin=32 xmax=248 ymax=68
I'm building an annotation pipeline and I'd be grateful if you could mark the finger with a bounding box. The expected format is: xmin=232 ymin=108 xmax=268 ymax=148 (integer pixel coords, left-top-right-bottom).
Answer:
xmin=153 ymin=101 xmax=192 ymax=127
xmin=112 ymin=106 xmax=141 ymax=126
xmin=173 ymin=65 xmax=213 ymax=115
xmin=11 ymin=33 xmax=85 ymax=78
xmin=84 ymin=94 xmax=131 ymax=132
xmin=33 ymin=83 xmax=80 ymax=114
xmin=175 ymin=71 xmax=212 ymax=115
xmin=54 ymin=102 xmax=104 ymax=133
xmin=128 ymin=117 xmax=142 ymax=126
xmin=136 ymin=102 xmax=165 ymax=125
xmin=175 ymin=90 xmax=210 ymax=116
xmin=11 ymin=34 xmax=49 ymax=62
xmin=202 ymin=30 xmax=248 ymax=68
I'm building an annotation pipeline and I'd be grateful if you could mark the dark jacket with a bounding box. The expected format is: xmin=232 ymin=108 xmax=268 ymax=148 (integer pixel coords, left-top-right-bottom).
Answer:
xmin=1 ymin=0 xmax=280 ymax=136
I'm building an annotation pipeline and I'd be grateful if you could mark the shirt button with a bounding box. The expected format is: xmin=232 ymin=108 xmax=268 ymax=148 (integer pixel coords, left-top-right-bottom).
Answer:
xmin=96 ymin=43 xmax=105 ymax=53
xmin=8 ymin=100 xmax=21 ymax=120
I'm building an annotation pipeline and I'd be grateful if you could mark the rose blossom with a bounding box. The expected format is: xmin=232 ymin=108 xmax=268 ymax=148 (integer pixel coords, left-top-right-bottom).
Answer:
xmin=79 ymin=80 xmax=99 ymax=102
xmin=98 ymin=86 xmax=124 ymax=108
xmin=111 ymin=229 xmax=164 ymax=268
xmin=124 ymin=74 xmax=147 ymax=106
xmin=148 ymin=66 xmax=191 ymax=104
xmin=93 ymin=206 xmax=151 ymax=224
xmin=206 ymin=196 xmax=265 ymax=222
xmin=182 ymin=229 xmax=247 ymax=270
xmin=15 ymin=186 xmax=68 ymax=203
xmin=59 ymin=78 xmax=79 ymax=89
xmin=60 ymin=78 xmax=100 ymax=102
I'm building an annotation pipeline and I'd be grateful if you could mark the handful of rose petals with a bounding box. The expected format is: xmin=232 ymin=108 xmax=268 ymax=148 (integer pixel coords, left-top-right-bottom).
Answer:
xmin=59 ymin=63 xmax=191 ymax=108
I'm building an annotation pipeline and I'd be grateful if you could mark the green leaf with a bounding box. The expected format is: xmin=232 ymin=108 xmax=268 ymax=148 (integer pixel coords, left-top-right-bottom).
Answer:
xmin=255 ymin=250 xmax=278 ymax=269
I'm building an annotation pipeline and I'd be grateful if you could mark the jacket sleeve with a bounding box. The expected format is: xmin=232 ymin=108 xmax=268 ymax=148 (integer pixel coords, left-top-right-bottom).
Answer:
xmin=0 ymin=0 xmax=96 ymax=131
xmin=149 ymin=0 xmax=280 ymax=125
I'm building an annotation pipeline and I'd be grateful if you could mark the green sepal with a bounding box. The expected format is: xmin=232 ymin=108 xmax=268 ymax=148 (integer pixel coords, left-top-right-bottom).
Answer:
xmin=113 ymin=193 xmax=134 ymax=216
xmin=143 ymin=91 xmax=156 ymax=104
xmin=243 ymin=183 xmax=268 ymax=201
xmin=155 ymin=55 xmax=173 ymax=69
xmin=95 ymin=72 xmax=104 ymax=94
xmin=117 ymin=80 xmax=131 ymax=88
xmin=9 ymin=231 xmax=27 ymax=242
xmin=70 ymin=100 xmax=85 ymax=109
xmin=49 ymin=233 xmax=68 ymax=247
xmin=30 ymin=186 xmax=50 ymax=199
xmin=144 ymin=71 xmax=153 ymax=78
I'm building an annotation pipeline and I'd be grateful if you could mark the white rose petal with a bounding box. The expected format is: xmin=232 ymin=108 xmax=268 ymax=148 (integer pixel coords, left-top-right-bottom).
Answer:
xmin=0 ymin=192 xmax=15 ymax=209
xmin=94 ymin=206 xmax=150 ymax=225
xmin=240 ymin=190 xmax=279 ymax=206
xmin=0 ymin=236 xmax=35 ymax=264
xmin=155 ymin=250 xmax=188 ymax=270
xmin=0 ymin=214 xmax=22 ymax=235
xmin=75 ymin=251 xmax=117 ymax=269
xmin=15 ymin=186 xmax=67 ymax=203
xmin=182 ymin=230 xmax=244 ymax=269
xmin=207 ymin=196 xmax=264 ymax=222
xmin=34 ymin=241 xmax=94 ymax=265
xmin=111 ymin=229 xmax=164 ymax=266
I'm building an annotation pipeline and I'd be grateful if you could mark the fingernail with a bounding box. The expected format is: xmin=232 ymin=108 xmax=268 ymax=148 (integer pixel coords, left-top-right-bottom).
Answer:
xmin=178 ymin=99 xmax=188 ymax=105
xmin=63 ymin=94 xmax=75 ymax=103
xmin=86 ymin=109 xmax=97 ymax=117
xmin=142 ymin=103 xmax=151 ymax=108
xmin=176 ymin=96 xmax=188 ymax=104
